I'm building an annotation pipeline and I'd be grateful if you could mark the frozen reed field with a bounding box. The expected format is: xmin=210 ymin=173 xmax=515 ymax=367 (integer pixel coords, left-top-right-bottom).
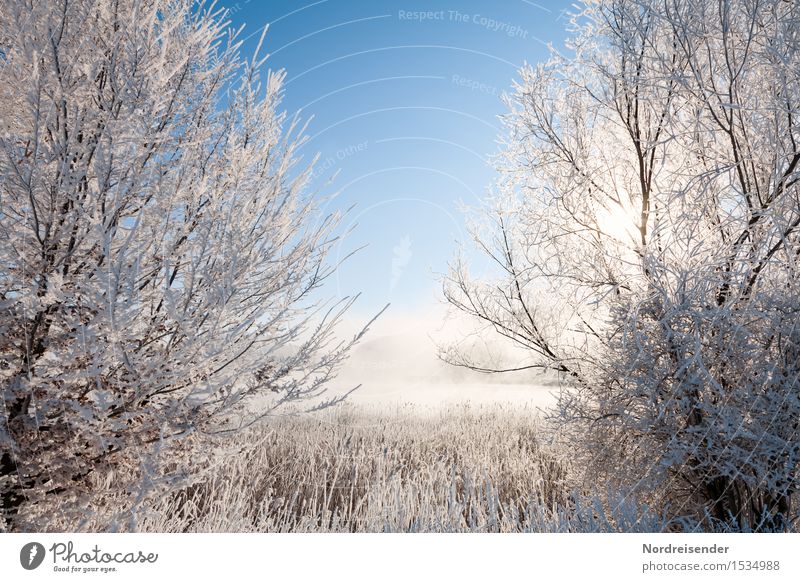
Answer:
xmin=130 ymin=403 xmax=665 ymax=533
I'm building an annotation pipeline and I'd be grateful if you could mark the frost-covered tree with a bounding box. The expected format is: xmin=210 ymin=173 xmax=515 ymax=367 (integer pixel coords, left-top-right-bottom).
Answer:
xmin=445 ymin=0 xmax=800 ymax=531
xmin=0 ymin=0 xmax=365 ymax=531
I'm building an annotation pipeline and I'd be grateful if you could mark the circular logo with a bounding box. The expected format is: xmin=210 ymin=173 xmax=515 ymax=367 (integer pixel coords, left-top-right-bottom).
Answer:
xmin=20 ymin=542 xmax=46 ymax=570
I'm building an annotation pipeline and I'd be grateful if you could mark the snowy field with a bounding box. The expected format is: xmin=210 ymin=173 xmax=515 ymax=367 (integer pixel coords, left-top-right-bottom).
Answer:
xmin=337 ymin=379 xmax=558 ymax=410
xmin=131 ymin=402 xmax=661 ymax=533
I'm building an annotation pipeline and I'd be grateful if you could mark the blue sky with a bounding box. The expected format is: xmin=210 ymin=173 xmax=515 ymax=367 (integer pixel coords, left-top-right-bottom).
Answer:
xmin=225 ymin=0 xmax=574 ymax=318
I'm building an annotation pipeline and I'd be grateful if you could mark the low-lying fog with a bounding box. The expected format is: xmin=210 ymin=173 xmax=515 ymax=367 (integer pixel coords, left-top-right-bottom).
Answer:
xmin=326 ymin=308 xmax=561 ymax=412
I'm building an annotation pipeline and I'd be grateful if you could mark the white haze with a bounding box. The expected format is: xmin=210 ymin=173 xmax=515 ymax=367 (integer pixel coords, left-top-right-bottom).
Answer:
xmin=325 ymin=306 xmax=561 ymax=411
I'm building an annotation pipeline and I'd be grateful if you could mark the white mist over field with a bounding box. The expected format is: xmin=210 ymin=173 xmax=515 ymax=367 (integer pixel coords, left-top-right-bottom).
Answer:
xmin=327 ymin=307 xmax=560 ymax=411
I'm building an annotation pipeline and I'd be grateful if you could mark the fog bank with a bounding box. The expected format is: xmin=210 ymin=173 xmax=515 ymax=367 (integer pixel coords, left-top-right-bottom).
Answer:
xmin=327 ymin=307 xmax=561 ymax=410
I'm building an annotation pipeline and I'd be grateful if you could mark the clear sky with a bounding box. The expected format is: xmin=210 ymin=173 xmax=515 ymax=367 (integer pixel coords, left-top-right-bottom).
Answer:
xmin=225 ymin=0 xmax=574 ymax=319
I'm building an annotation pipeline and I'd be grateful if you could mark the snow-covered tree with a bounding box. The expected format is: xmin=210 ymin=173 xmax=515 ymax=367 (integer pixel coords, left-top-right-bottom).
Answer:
xmin=445 ymin=0 xmax=800 ymax=530
xmin=0 ymin=0 xmax=365 ymax=531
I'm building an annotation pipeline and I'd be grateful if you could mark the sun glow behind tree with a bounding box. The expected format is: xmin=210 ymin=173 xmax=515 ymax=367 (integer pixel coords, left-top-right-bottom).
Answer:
xmin=445 ymin=0 xmax=800 ymax=531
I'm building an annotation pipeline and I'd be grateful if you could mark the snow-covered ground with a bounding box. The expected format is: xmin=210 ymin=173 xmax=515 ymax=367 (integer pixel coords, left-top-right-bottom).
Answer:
xmin=335 ymin=379 xmax=558 ymax=409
